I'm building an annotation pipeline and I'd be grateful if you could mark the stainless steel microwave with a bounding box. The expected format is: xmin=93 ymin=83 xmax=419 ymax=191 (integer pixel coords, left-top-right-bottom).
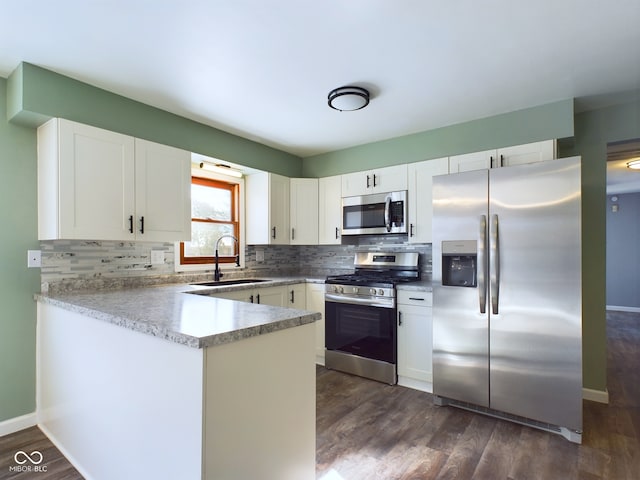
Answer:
xmin=342 ymin=191 xmax=407 ymax=236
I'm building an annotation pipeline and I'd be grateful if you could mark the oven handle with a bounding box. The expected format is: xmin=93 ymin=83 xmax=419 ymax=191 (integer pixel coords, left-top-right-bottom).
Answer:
xmin=325 ymin=294 xmax=395 ymax=309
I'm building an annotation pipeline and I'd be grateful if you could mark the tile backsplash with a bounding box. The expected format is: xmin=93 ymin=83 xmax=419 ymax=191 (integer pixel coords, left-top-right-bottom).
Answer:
xmin=40 ymin=236 xmax=432 ymax=293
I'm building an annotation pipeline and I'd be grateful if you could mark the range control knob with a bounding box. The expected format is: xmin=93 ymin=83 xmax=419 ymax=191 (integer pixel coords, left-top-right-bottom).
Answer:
xmin=378 ymin=289 xmax=385 ymax=296
xmin=369 ymin=288 xmax=377 ymax=295
xmin=339 ymin=286 xmax=344 ymax=294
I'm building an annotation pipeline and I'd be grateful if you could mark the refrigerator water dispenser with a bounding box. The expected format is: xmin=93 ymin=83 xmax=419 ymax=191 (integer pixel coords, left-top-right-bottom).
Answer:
xmin=442 ymin=240 xmax=477 ymax=288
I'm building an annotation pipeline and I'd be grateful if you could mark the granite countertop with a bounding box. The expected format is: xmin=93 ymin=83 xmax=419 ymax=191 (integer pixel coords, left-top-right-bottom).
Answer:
xmin=35 ymin=277 xmax=323 ymax=349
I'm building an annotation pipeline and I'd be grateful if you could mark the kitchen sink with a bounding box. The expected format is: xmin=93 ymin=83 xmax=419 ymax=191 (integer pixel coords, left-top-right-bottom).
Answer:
xmin=189 ymin=279 xmax=270 ymax=287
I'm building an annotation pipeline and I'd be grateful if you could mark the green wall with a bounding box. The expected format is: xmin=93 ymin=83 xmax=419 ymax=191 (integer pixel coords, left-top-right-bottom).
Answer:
xmin=0 ymin=77 xmax=40 ymax=422
xmin=302 ymin=99 xmax=574 ymax=176
xmin=8 ymin=62 xmax=302 ymax=177
xmin=564 ymin=98 xmax=640 ymax=392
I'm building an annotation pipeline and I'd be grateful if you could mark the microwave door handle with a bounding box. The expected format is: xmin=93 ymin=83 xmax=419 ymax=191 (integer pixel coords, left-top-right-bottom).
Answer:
xmin=384 ymin=196 xmax=392 ymax=232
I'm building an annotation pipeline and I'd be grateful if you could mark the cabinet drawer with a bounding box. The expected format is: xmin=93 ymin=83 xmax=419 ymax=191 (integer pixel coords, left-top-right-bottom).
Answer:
xmin=397 ymin=290 xmax=432 ymax=306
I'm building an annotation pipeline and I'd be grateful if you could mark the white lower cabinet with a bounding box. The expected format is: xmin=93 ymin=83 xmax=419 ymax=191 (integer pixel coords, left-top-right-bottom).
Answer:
xmin=305 ymin=283 xmax=326 ymax=365
xmin=397 ymin=289 xmax=433 ymax=392
xmin=286 ymin=283 xmax=307 ymax=309
xmin=211 ymin=285 xmax=285 ymax=306
xmin=210 ymin=283 xmax=305 ymax=309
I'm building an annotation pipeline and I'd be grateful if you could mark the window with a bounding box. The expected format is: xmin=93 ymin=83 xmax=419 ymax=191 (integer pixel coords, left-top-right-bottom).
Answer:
xmin=180 ymin=176 xmax=240 ymax=265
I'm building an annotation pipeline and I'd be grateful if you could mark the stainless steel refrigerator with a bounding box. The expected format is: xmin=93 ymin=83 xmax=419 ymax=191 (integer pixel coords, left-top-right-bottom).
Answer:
xmin=432 ymin=156 xmax=582 ymax=443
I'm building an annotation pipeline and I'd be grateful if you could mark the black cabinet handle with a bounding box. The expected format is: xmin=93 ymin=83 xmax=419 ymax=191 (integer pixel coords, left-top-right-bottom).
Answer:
xmin=256 ymin=293 xmax=261 ymax=304
xmin=373 ymin=174 xmax=377 ymax=187
xmin=490 ymin=156 xmax=494 ymax=169
xmin=291 ymin=228 xmax=295 ymax=240
xmin=335 ymin=227 xmax=339 ymax=239
xmin=398 ymin=311 xmax=403 ymax=326
xmin=410 ymin=223 xmax=414 ymax=237
xmin=249 ymin=294 xmax=254 ymax=303
xmin=500 ymin=154 xmax=504 ymax=167
xmin=272 ymin=226 xmax=276 ymax=239
xmin=290 ymin=289 xmax=295 ymax=304
xmin=366 ymin=175 xmax=371 ymax=188
xmin=128 ymin=215 xmax=134 ymax=234
xmin=409 ymin=297 xmax=425 ymax=301
xmin=140 ymin=216 xmax=144 ymax=234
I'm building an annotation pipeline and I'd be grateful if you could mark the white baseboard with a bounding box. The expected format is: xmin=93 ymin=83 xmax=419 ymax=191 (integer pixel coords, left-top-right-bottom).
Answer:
xmin=583 ymin=387 xmax=609 ymax=404
xmin=0 ymin=412 xmax=37 ymax=437
xmin=398 ymin=377 xmax=433 ymax=394
xmin=606 ymin=305 xmax=640 ymax=313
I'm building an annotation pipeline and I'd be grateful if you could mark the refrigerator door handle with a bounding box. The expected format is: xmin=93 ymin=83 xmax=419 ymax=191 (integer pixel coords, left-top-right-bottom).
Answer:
xmin=490 ymin=214 xmax=500 ymax=314
xmin=478 ymin=215 xmax=487 ymax=314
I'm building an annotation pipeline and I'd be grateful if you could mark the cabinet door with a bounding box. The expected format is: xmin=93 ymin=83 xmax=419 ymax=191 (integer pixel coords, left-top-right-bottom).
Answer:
xmin=134 ymin=139 xmax=191 ymax=242
xmin=57 ymin=119 xmax=136 ymax=240
xmin=290 ymin=178 xmax=318 ymax=245
xmin=397 ymin=303 xmax=432 ymax=383
xmin=341 ymin=171 xmax=369 ymax=197
xmin=256 ymin=286 xmax=286 ymax=306
xmin=246 ymin=173 xmax=290 ymax=245
xmin=284 ymin=284 xmax=306 ymax=309
xmin=373 ymin=164 xmax=408 ymax=192
xmin=305 ymin=283 xmax=326 ymax=365
xmin=269 ymin=174 xmax=290 ymax=245
xmin=449 ymin=150 xmax=495 ymax=173
xmin=407 ymin=158 xmax=449 ymax=244
xmin=318 ymin=175 xmax=342 ymax=244
xmin=497 ymin=140 xmax=556 ymax=168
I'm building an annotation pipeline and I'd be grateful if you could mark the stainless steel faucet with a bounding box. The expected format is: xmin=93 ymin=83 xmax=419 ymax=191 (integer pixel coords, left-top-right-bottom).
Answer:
xmin=214 ymin=234 xmax=240 ymax=281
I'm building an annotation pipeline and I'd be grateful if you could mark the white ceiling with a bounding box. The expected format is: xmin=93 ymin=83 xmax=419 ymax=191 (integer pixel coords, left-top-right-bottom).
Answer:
xmin=1 ymin=0 xmax=639 ymax=160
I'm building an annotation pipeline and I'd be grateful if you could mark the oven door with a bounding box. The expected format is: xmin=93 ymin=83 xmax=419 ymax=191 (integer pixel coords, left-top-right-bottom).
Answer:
xmin=325 ymin=298 xmax=397 ymax=364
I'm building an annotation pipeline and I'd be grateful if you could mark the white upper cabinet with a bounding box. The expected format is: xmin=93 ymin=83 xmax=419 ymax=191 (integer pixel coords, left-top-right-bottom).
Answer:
xmin=318 ymin=175 xmax=342 ymax=245
xmin=246 ymin=172 xmax=290 ymax=245
xmin=290 ymin=178 xmax=318 ymax=245
xmin=449 ymin=140 xmax=557 ymax=173
xmin=407 ymin=157 xmax=449 ymax=244
xmin=134 ymin=139 xmax=192 ymax=242
xmin=497 ymin=140 xmax=557 ymax=167
xmin=341 ymin=164 xmax=408 ymax=197
xmin=37 ymin=118 xmax=191 ymax=241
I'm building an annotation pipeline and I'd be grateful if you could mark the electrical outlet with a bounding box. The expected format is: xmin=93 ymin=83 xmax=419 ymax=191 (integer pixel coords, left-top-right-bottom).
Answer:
xmin=27 ymin=250 xmax=42 ymax=268
xmin=150 ymin=250 xmax=165 ymax=265
xmin=255 ymin=249 xmax=265 ymax=262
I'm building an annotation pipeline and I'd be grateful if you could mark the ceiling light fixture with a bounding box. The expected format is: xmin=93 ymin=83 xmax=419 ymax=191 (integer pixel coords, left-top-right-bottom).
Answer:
xmin=626 ymin=159 xmax=640 ymax=170
xmin=328 ymin=86 xmax=370 ymax=111
xmin=199 ymin=162 xmax=243 ymax=178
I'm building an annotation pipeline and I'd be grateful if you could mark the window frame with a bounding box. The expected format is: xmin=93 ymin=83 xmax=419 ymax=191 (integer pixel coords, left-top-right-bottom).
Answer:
xmin=175 ymin=169 xmax=244 ymax=272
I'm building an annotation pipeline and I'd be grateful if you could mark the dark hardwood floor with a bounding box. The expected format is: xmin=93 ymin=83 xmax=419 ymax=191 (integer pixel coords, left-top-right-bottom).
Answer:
xmin=1 ymin=311 xmax=638 ymax=479
xmin=316 ymin=310 xmax=640 ymax=479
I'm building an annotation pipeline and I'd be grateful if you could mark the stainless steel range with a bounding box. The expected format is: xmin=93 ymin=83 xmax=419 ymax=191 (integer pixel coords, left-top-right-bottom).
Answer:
xmin=324 ymin=251 xmax=420 ymax=384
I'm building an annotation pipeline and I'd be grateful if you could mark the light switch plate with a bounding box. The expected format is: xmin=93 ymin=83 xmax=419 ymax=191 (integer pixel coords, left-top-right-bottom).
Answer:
xmin=150 ymin=250 xmax=165 ymax=265
xmin=27 ymin=250 xmax=42 ymax=268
